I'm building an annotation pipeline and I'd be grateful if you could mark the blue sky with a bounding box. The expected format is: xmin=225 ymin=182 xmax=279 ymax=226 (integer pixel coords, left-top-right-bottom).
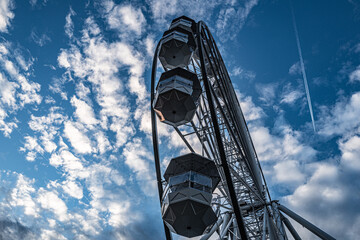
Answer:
xmin=0 ymin=0 xmax=359 ymax=239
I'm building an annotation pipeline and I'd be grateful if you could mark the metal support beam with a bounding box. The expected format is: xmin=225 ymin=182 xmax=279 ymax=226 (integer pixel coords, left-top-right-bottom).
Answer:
xmin=220 ymin=214 xmax=235 ymax=239
xmin=262 ymin=207 xmax=268 ymax=240
xmin=277 ymin=204 xmax=335 ymax=240
xmin=281 ymin=213 xmax=301 ymax=240
xmin=267 ymin=211 xmax=278 ymax=240
xmin=272 ymin=202 xmax=288 ymax=240
xmin=173 ymin=126 xmax=195 ymax=153
xmin=150 ymin=41 xmax=172 ymax=240
xmin=197 ymin=21 xmax=248 ymax=240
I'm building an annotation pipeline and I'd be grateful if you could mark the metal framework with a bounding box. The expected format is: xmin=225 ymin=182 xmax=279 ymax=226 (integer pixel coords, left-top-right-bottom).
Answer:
xmin=151 ymin=18 xmax=336 ymax=240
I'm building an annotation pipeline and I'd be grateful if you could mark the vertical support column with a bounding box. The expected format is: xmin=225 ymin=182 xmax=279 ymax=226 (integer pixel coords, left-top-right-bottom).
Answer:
xmin=262 ymin=207 xmax=268 ymax=240
xmin=267 ymin=210 xmax=278 ymax=240
xmin=280 ymin=213 xmax=302 ymax=240
xmin=272 ymin=202 xmax=288 ymax=240
xmin=197 ymin=21 xmax=248 ymax=240
xmin=151 ymin=41 xmax=172 ymax=240
xmin=277 ymin=204 xmax=336 ymax=240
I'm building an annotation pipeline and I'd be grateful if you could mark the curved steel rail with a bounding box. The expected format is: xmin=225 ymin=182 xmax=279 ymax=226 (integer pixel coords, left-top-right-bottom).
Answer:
xmin=150 ymin=40 xmax=172 ymax=240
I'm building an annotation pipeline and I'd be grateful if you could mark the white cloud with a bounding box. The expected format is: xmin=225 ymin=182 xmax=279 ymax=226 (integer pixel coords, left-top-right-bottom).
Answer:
xmin=289 ymin=61 xmax=301 ymax=75
xmin=349 ymin=66 xmax=360 ymax=82
xmin=147 ymin=0 xmax=237 ymax=32
xmin=282 ymin=125 xmax=360 ymax=240
xmin=284 ymin=163 xmax=343 ymax=209
xmin=105 ymin=2 xmax=146 ymax=36
xmin=30 ymin=30 xmax=51 ymax=46
xmin=0 ymin=42 xmax=42 ymax=136
xmin=0 ymin=0 xmax=14 ymax=32
xmin=274 ymin=160 xmax=305 ymax=184
xmin=0 ymin=72 xmax=18 ymax=107
xmin=58 ymin=17 xmax=149 ymax=148
xmin=318 ymin=91 xmax=360 ymax=137
xmin=216 ymin=0 xmax=258 ymax=41
xmin=62 ymin=180 xmax=83 ymax=199
xmin=65 ymin=7 xmax=75 ymax=39
xmin=20 ymin=136 xmax=44 ymax=161
xmin=38 ymin=189 xmax=68 ymax=222
xmin=146 ymin=0 xmax=178 ymax=25
xmin=144 ymin=35 xmax=155 ymax=57
xmin=28 ymin=107 xmax=65 ymax=153
xmin=40 ymin=230 xmax=66 ymax=240
xmin=9 ymin=174 xmax=39 ymax=218
xmin=146 ymin=0 xmax=221 ymax=27
xmin=354 ymin=42 xmax=360 ymax=53
xmin=49 ymin=77 xmax=68 ymax=100
xmin=231 ymin=66 xmax=256 ymax=80
xmin=95 ymin=131 xmax=112 ymax=154
xmin=255 ymin=82 xmax=278 ymax=104
xmin=29 ymin=0 xmax=37 ymax=6
xmin=0 ymin=108 xmax=17 ymax=137
xmin=237 ymin=91 xmax=265 ymax=121
xmin=1 ymin=57 xmax=42 ymax=106
xmin=339 ymin=134 xmax=360 ymax=170
xmin=107 ymin=201 xmax=133 ymax=227
xmin=82 ymin=163 xmax=139 ymax=229
xmin=280 ymin=89 xmax=303 ymax=105
xmin=0 ymin=42 xmax=42 ymax=135
xmin=70 ymin=96 xmax=98 ymax=126
xmin=123 ymin=138 xmax=156 ymax=194
xmin=63 ymin=121 xmax=93 ymax=154
xmin=282 ymin=160 xmax=359 ymax=239
xmin=75 ymin=82 xmax=90 ymax=100
xmin=49 ymin=148 xmax=87 ymax=179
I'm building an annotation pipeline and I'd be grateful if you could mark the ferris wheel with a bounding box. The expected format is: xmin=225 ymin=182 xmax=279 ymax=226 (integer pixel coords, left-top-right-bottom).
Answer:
xmin=150 ymin=16 xmax=335 ymax=240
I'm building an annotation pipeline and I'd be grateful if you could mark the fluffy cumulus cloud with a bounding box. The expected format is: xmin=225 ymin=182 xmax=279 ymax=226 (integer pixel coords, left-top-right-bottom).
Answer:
xmin=280 ymin=89 xmax=303 ymax=105
xmin=317 ymin=91 xmax=360 ymax=137
xmin=1 ymin=0 xmax=358 ymax=239
xmin=0 ymin=0 xmax=14 ymax=32
xmin=216 ymin=0 xmax=259 ymax=41
xmin=349 ymin=66 xmax=360 ymax=82
xmin=236 ymin=84 xmax=360 ymax=239
xmin=63 ymin=121 xmax=93 ymax=154
xmin=104 ymin=1 xmax=146 ymax=37
xmin=0 ymin=41 xmax=42 ymax=137
xmin=37 ymin=189 xmax=69 ymax=222
xmin=234 ymin=91 xmax=316 ymax=192
xmin=250 ymin=123 xmax=316 ymax=164
xmin=255 ymin=82 xmax=278 ymax=105
xmin=339 ymin=134 xmax=360 ymax=170
xmin=146 ymin=0 xmax=219 ymax=26
xmin=237 ymin=90 xmax=265 ymax=121
xmin=0 ymin=1 xmax=164 ymax=237
xmin=146 ymin=0 xmax=258 ymax=42
xmin=283 ymin=153 xmax=360 ymax=239
xmin=280 ymin=83 xmax=304 ymax=105
xmin=273 ymin=160 xmax=305 ymax=184
xmin=279 ymin=88 xmax=360 ymax=239
xmin=289 ymin=61 xmax=301 ymax=75
xmin=123 ymin=138 xmax=157 ymax=195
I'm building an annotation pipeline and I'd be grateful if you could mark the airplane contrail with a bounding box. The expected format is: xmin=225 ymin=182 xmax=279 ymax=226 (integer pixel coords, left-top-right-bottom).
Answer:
xmin=290 ymin=1 xmax=316 ymax=132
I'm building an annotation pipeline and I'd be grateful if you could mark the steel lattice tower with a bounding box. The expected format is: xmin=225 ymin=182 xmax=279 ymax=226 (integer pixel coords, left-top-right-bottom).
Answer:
xmin=151 ymin=16 xmax=336 ymax=240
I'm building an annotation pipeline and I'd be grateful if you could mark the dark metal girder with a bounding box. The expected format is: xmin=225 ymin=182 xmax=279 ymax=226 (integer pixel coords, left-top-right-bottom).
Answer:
xmin=277 ymin=203 xmax=335 ymax=240
xmin=197 ymin=21 xmax=249 ymax=240
xmin=151 ymin=41 xmax=173 ymax=240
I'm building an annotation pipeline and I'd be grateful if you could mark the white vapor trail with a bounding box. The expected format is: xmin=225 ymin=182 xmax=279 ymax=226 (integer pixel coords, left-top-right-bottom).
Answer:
xmin=290 ymin=2 xmax=316 ymax=132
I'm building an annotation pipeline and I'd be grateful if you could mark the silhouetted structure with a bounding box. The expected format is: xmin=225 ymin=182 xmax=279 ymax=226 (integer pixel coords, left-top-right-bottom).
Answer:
xmin=151 ymin=16 xmax=335 ymax=240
